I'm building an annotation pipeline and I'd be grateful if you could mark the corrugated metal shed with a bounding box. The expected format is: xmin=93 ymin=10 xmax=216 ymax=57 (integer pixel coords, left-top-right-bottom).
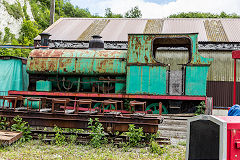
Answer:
xmin=35 ymin=18 xmax=240 ymax=42
xmin=207 ymin=81 xmax=240 ymax=107
xmin=156 ymin=50 xmax=240 ymax=82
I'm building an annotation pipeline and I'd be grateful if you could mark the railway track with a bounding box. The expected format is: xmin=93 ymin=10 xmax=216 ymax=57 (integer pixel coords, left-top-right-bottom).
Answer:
xmin=31 ymin=130 xmax=171 ymax=146
xmin=0 ymin=109 xmax=162 ymax=133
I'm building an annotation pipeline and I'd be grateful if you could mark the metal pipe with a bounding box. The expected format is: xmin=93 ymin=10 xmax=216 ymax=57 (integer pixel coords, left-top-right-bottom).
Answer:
xmin=0 ymin=45 xmax=34 ymax=49
xmin=167 ymin=64 xmax=170 ymax=95
xmin=29 ymin=57 xmax=125 ymax=60
xmin=182 ymin=65 xmax=186 ymax=95
xmin=159 ymin=102 xmax=162 ymax=115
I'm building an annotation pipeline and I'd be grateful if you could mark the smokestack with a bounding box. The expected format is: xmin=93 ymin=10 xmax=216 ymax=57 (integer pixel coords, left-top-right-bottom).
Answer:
xmin=89 ymin=35 xmax=104 ymax=50
xmin=39 ymin=33 xmax=51 ymax=48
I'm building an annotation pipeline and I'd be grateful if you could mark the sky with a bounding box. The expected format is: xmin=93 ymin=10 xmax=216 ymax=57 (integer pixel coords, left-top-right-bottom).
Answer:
xmin=70 ymin=0 xmax=240 ymax=18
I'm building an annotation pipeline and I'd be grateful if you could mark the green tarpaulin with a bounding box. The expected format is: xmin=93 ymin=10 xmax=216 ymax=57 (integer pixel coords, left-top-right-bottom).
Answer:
xmin=0 ymin=58 xmax=29 ymax=106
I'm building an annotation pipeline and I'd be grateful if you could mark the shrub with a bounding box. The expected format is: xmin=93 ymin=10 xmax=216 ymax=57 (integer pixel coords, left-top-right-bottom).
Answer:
xmin=126 ymin=124 xmax=144 ymax=147
xmin=88 ymin=118 xmax=107 ymax=148
xmin=11 ymin=116 xmax=32 ymax=142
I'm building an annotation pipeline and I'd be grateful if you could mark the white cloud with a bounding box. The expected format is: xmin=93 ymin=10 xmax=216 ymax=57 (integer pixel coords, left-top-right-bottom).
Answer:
xmin=71 ymin=0 xmax=240 ymax=18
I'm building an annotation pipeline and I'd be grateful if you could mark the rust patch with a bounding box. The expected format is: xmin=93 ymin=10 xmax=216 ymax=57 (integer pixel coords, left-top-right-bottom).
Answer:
xmin=144 ymin=54 xmax=149 ymax=63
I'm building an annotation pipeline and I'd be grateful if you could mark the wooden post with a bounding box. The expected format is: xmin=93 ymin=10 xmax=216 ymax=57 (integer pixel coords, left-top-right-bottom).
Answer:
xmin=50 ymin=0 xmax=55 ymax=25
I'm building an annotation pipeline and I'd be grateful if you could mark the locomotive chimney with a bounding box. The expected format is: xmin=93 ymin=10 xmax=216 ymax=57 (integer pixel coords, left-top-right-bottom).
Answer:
xmin=39 ymin=33 xmax=51 ymax=48
xmin=89 ymin=35 xmax=104 ymax=50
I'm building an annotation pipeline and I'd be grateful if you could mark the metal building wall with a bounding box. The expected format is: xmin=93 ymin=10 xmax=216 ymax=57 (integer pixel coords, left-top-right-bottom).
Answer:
xmin=156 ymin=50 xmax=239 ymax=107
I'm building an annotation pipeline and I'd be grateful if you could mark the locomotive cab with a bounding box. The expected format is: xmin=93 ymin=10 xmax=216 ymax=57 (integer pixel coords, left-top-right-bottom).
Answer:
xmin=126 ymin=33 xmax=212 ymax=113
xmin=152 ymin=36 xmax=192 ymax=96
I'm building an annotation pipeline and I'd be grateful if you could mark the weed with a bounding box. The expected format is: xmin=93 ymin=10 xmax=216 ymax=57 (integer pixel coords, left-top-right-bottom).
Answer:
xmin=144 ymin=133 xmax=157 ymax=143
xmin=123 ymin=99 xmax=135 ymax=111
xmin=126 ymin=124 xmax=144 ymax=147
xmin=11 ymin=116 xmax=32 ymax=142
xmin=121 ymin=142 xmax=131 ymax=152
xmin=38 ymin=134 xmax=42 ymax=140
xmin=139 ymin=148 xmax=148 ymax=154
xmin=68 ymin=134 xmax=77 ymax=145
xmin=178 ymin=140 xmax=186 ymax=146
xmin=53 ymin=126 xmax=67 ymax=146
xmin=149 ymin=141 xmax=166 ymax=155
xmin=124 ymin=99 xmax=131 ymax=111
xmin=195 ymin=101 xmax=206 ymax=115
xmin=0 ymin=117 xmax=9 ymax=130
xmin=88 ymin=118 xmax=107 ymax=148
xmin=63 ymin=128 xmax=84 ymax=133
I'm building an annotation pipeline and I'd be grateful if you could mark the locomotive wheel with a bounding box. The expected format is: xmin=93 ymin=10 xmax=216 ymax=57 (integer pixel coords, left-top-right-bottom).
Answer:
xmin=146 ymin=103 xmax=168 ymax=114
xmin=93 ymin=103 xmax=116 ymax=110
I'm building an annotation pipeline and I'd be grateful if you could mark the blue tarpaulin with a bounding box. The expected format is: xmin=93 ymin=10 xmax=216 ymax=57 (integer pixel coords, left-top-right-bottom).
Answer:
xmin=228 ymin=104 xmax=240 ymax=116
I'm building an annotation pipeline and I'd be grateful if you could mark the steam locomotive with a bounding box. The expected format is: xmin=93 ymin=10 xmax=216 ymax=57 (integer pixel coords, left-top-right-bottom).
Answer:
xmin=12 ymin=33 xmax=213 ymax=114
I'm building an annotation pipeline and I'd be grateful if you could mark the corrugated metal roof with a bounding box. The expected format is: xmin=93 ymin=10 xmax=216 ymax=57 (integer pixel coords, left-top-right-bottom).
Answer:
xmin=100 ymin=19 xmax=147 ymax=41
xmin=162 ymin=18 xmax=208 ymax=41
xmin=78 ymin=19 xmax=110 ymax=41
xmin=35 ymin=18 xmax=240 ymax=42
xmin=204 ymin=20 xmax=228 ymax=42
xmin=144 ymin=19 xmax=163 ymax=34
xmin=221 ymin=19 xmax=240 ymax=42
xmin=35 ymin=18 xmax=95 ymax=40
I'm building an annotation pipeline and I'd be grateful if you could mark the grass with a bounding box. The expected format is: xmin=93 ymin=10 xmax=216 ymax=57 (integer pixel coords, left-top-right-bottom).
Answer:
xmin=0 ymin=140 xmax=186 ymax=160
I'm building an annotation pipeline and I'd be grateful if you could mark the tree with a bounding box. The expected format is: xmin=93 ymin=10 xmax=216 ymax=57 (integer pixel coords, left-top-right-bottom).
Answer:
xmin=169 ymin=12 xmax=240 ymax=18
xmin=19 ymin=19 xmax=41 ymax=45
xmin=105 ymin=8 xmax=113 ymax=18
xmin=62 ymin=2 xmax=75 ymax=17
xmin=105 ymin=8 xmax=123 ymax=18
xmin=74 ymin=7 xmax=92 ymax=17
xmin=125 ymin=6 xmax=142 ymax=18
xmin=3 ymin=27 xmax=15 ymax=43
